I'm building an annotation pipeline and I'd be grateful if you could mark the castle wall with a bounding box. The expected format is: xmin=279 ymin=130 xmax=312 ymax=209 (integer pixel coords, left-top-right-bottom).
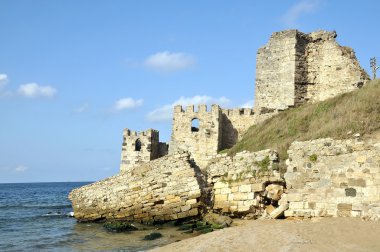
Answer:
xmin=69 ymin=152 xmax=201 ymax=222
xmin=305 ymin=31 xmax=370 ymax=102
xmin=120 ymin=129 xmax=167 ymax=173
xmin=169 ymin=104 xmax=222 ymax=169
xmin=254 ymin=30 xmax=370 ymax=111
xmin=284 ymin=138 xmax=380 ymax=221
xmin=220 ymin=108 xmax=256 ymax=150
xmin=207 ymin=150 xmax=283 ymax=214
xmin=255 ymin=30 xmax=298 ymax=111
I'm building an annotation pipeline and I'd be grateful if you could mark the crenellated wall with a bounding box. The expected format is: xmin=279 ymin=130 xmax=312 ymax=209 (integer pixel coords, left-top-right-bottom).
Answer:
xmin=120 ymin=128 xmax=168 ymax=173
xmin=169 ymin=104 xmax=222 ymax=169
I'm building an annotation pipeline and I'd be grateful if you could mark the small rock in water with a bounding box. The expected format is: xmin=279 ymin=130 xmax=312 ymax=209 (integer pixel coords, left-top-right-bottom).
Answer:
xmin=68 ymin=211 xmax=74 ymax=217
xmin=143 ymin=232 xmax=163 ymax=240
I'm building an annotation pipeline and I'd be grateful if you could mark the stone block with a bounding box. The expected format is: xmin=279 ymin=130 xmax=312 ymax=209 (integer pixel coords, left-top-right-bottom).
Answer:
xmin=215 ymin=194 xmax=228 ymax=201
xmin=252 ymin=183 xmax=264 ymax=192
xmin=239 ymin=184 xmax=252 ymax=193
xmin=233 ymin=193 xmax=248 ymax=201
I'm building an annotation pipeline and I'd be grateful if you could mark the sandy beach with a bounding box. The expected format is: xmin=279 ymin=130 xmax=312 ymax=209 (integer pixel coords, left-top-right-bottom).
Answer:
xmin=150 ymin=218 xmax=380 ymax=252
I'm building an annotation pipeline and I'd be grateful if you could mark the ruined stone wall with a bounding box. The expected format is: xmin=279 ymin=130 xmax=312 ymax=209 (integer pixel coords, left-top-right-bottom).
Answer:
xmin=206 ymin=150 xmax=284 ymax=214
xmin=255 ymin=30 xmax=298 ymax=111
xmin=305 ymin=31 xmax=370 ymax=102
xmin=169 ymin=104 xmax=222 ymax=169
xmin=220 ymin=108 xmax=256 ymax=150
xmin=69 ymin=152 xmax=201 ymax=222
xmin=120 ymin=129 xmax=168 ymax=173
xmin=284 ymin=138 xmax=380 ymax=221
xmin=254 ymin=30 xmax=370 ymax=111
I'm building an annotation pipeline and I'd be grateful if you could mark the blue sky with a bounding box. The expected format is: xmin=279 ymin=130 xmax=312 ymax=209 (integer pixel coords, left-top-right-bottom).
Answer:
xmin=1 ymin=0 xmax=379 ymax=183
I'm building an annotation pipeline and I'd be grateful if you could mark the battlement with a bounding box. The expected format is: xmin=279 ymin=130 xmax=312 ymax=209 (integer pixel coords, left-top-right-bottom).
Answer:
xmin=221 ymin=108 xmax=255 ymax=116
xmin=120 ymin=128 xmax=167 ymax=173
xmin=173 ymin=104 xmax=220 ymax=114
xmin=123 ymin=128 xmax=159 ymax=138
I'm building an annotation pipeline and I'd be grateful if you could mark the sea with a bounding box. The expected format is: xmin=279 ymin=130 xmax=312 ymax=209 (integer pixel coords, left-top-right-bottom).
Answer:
xmin=0 ymin=182 xmax=196 ymax=252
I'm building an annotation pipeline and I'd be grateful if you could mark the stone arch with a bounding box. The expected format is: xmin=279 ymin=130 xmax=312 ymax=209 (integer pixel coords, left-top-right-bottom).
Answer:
xmin=191 ymin=118 xmax=200 ymax=132
xmin=135 ymin=139 xmax=142 ymax=151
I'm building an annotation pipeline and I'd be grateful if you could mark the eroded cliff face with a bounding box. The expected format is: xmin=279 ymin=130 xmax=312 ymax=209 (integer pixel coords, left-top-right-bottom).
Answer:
xmin=69 ymin=152 xmax=201 ymax=222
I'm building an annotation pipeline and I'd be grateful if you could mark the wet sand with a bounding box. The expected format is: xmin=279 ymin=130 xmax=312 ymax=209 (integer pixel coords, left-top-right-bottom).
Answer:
xmin=149 ymin=218 xmax=380 ymax=252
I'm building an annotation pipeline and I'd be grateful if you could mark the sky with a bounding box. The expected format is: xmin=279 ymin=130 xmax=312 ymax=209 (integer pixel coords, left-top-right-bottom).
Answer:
xmin=1 ymin=0 xmax=379 ymax=183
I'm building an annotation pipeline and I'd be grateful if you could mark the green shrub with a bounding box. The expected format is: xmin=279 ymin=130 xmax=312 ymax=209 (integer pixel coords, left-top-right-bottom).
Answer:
xmin=309 ymin=154 xmax=318 ymax=162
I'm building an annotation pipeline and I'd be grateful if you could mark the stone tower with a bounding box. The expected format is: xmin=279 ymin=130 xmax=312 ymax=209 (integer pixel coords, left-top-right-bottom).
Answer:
xmin=169 ymin=104 xmax=222 ymax=169
xmin=254 ymin=30 xmax=370 ymax=111
xmin=169 ymin=104 xmax=257 ymax=169
xmin=120 ymin=128 xmax=168 ymax=173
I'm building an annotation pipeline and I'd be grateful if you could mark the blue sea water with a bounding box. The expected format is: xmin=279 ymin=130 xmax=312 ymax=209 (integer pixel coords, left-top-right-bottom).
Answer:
xmin=0 ymin=182 xmax=194 ymax=252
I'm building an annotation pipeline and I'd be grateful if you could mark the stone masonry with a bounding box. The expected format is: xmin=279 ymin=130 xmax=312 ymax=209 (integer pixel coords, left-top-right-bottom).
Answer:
xmin=206 ymin=150 xmax=284 ymax=214
xmin=284 ymin=138 xmax=380 ymax=221
xmin=120 ymin=128 xmax=168 ymax=173
xmin=255 ymin=30 xmax=369 ymax=111
xmin=169 ymin=104 xmax=258 ymax=169
xmin=69 ymin=151 xmax=201 ymax=222
xmin=69 ymin=29 xmax=377 ymax=223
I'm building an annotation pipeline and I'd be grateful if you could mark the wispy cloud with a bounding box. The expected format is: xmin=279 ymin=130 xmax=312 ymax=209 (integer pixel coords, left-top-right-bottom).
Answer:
xmin=18 ymin=83 xmax=57 ymax=98
xmin=144 ymin=51 xmax=195 ymax=73
xmin=74 ymin=103 xmax=89 ymax=113
xmin=281 ymin=0 xmax=321 ymax=27
xmin=0 ymin=164 xmax=29 ymax=173
xmin=240 ymin=100 xmax=254 ymax=108
xmin=113 ymin=98 xmax=143 ymax=112
xmin=14 ymin=165 xmax=28 ymax=172
xmin=146 ymin=95 xmax=231 ymax=122
xmin=0 ymin=73 xmax=8 ymax=91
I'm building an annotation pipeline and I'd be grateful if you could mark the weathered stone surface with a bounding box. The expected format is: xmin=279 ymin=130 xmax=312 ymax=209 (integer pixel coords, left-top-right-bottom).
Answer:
xmin=207 ymin=149 xmax=284 ymax=214
xmin=69 ymin=152 xmax=202 ymax=222
xmin=255 ymin=30 xmax=369 ymax=111
xmin=203 ymin=212 xmax=233 ymax=227
xmin=120 ymin=129 xmax=168 ymax=173
xmin=284 ymin=138 xmax=380 ymax=220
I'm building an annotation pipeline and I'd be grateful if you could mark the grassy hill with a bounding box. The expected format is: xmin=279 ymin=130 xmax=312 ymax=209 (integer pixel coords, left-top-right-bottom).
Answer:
xmin=228 ymin=79 xmax=380 ymax=168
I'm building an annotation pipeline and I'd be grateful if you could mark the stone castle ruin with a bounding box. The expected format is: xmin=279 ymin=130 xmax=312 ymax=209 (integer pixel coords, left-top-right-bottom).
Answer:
xmin=254 ymin=30 xmax=369 ymax=111
xmin=70 ymin=30 xmax=380 ymax=223
xmin=120 ymin=30 xmax=369 ymax=173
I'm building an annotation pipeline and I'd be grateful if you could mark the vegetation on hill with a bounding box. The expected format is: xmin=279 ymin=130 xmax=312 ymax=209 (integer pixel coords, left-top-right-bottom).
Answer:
xmin=228 ymin=79 xmax=380 ymax=168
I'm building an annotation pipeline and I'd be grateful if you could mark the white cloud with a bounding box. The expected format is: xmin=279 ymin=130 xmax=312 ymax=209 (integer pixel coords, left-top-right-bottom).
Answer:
xmin=144 ymin=51 xmax=195 ymax=73
xmin=14 ymin=165 xmax=28 ymax=172
xmin=146 ymin=95 xmax=231 ymax=122
xmin=0 ymin=74 xmax=8 ymax=91
xmin=240 ymin=100 xmax=254 ymax=108
xmin=113 ymin=98 xmax=143 ymax=111
xmin=281 ymin=0 xmax=320 ymax=27
xmin=75 ymin=103 xmax=89 ymax=113
xmin=18 ymin=83 xmax=57 ymax=98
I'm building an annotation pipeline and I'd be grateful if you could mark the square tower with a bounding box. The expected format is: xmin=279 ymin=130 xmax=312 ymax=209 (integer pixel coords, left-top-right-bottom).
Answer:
xmin=120 ymin=128 xmax=168 ymax=173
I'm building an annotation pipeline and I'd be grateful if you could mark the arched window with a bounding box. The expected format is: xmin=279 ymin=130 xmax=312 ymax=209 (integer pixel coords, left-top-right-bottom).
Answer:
xmin=135 ymin=139 xmax=142 ymax=151
xmin=191 ymin=118 xmax=199 ymax=132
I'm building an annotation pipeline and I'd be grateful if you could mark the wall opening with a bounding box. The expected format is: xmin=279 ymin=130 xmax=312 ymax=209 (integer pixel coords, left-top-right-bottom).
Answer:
xmin=135 ymin=139 xmax=142 ymax=151
xmin=191 ymin=118 xmax=200 ymax=132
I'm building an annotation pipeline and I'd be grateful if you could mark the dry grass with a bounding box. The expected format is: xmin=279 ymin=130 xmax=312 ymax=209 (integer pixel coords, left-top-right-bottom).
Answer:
xmin=228 ymin=80 xmax=380 ymax=166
